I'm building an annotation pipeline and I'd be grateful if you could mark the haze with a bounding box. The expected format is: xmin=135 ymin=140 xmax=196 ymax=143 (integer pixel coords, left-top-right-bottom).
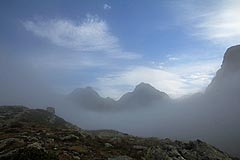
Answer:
xmin=1 ymin=0 xmax=240 ymax=157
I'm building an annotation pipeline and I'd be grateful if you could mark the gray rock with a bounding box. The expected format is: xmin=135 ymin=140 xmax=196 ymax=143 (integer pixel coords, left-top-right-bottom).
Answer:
xmin=145 ymin=146 xmax=171 ymax=160
xmin=27 ymin=142 xmax=43 ymax=150
xmin=105 ymin=143 xmax=113 ymax=148
xmin=60 ymin=134 xmax=79 ymax=141
xmin=133 ymin=145 xmax=147 ymax=150
xmin=0 ymin=138 xmax=24 ymax=151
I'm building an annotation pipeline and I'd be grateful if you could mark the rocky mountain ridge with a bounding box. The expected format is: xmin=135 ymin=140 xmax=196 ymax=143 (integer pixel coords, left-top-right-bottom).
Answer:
xmin=0 ymin=105 xmax=238 ymax=160
xmin=207 ymin=45 xmax=240 ymax=93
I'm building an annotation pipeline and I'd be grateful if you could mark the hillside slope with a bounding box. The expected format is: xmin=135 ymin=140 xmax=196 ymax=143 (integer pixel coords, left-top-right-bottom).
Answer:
xmin=0 ymin=106 xmax=238 ymax=160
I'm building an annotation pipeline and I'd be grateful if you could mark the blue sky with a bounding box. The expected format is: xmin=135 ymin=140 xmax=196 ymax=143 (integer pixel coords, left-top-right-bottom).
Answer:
xmin=1 ymin=0 xmax=240 ymax=99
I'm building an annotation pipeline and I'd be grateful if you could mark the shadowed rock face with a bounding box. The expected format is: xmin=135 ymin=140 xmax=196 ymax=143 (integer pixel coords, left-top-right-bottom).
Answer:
xmin=223 ymin=45 xmax=240 ymax=72
xmin=0 ymin=106 xmax=238 ymax=160
xmin=207 ymin=45 xmax=240 ymax=93
xmin=194 ymin=45 xmax=240 ymax=156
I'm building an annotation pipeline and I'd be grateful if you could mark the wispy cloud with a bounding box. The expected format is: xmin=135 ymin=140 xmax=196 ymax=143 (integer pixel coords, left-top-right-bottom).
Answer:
xmin=181 ymin=0 xmax=240 ymax=45
xmin=103 ymin=4 xmax=111 ymax=10
xmin=23 ymin=16 xmax=139 ymax=59
xmin=166 ymin=54 xmax=180 ymax=61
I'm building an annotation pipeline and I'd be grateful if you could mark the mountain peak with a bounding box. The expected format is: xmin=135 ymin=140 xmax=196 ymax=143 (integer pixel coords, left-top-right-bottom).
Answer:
xmin=81 ymin=86 xmax=95 ymax=92
xmin=207 ymin=44 xmax=240 ymax=92
xmin=68 ymin=87 xmax=116 ymax=111
xmin=70 ymin=86 xmax=99 ymax=97
xmin=222 ymin=45 xmax=240 ymax=72
xmin=134 ymin=82 xmax=168 ymax=97
xmin=118 ymin=82 xmax=169 ymax=107
xmin=69 ymin=83 xmax=169 ymax=110
xmin=135 ymin=82 xmax=155 ymax=91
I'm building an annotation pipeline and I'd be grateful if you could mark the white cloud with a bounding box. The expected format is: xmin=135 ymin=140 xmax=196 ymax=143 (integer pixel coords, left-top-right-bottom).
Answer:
xmin=182 ymin=0 xmax=240 ymax=45
xmin=167 ymin=59 xmax=221 ymax=89
xmin=103 ymin=4 xmax=111 ymax=10
xmin=95 ymin=66 xmax=186 ymax=99
xmin=23 ymin=16 xmax=139 ymax=59
xmin=93 ymin=57 xmax=221 ymax=99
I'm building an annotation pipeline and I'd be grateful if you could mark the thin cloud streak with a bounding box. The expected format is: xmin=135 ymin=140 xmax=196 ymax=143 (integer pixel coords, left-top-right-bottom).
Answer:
xmin=178 ymin=0 xmax=240 ymax=45
xmin=23 ymin=16 xmax=140 ymax=59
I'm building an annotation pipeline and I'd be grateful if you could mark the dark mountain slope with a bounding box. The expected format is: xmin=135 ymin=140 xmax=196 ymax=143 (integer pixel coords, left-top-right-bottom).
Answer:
xmin=207 ymin=45 xmax=240 ymax=93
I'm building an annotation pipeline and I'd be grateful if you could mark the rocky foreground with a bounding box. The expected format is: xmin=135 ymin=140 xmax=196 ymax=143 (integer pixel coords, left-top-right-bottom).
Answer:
xmin=0 ymin=106 xmax=238 ymax=160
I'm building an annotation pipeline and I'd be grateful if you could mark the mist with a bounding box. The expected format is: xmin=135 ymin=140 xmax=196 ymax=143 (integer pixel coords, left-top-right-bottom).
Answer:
xmin=1 ymin=46 xmax=240 ymax=157
xmin=2 ymin=1 xmax=240 ymax=159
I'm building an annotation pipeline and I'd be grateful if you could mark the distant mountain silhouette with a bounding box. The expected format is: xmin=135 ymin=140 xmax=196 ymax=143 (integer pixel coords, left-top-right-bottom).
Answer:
xmin=68 ymin=87 xmax=116 ymax=111
xmin=117 ymin=82 xmax=169 ymax=108
xmin=68 ymin=83 xmax=169 ymax=111
xmin=68 ymin=45 xmax=240 ymax=112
